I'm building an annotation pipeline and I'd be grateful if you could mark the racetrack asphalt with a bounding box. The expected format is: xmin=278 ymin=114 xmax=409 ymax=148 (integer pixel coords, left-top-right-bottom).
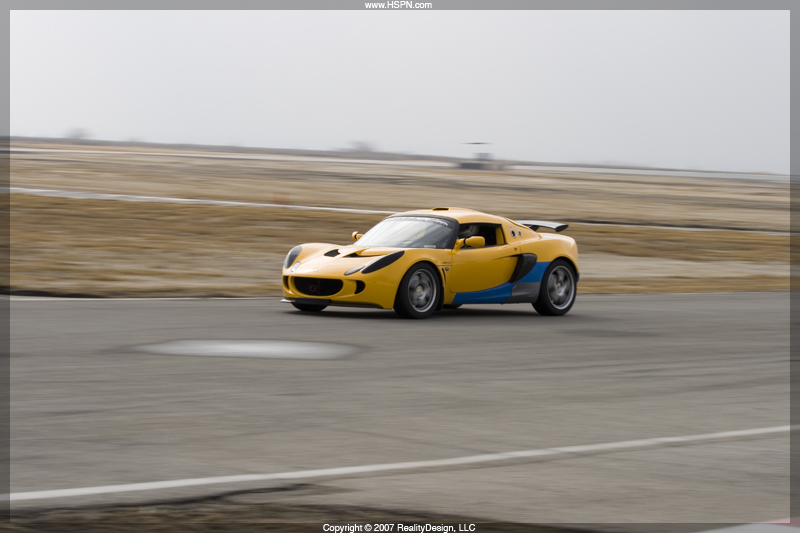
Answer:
xmin=9 ymin=292 xmax=788 ymax=525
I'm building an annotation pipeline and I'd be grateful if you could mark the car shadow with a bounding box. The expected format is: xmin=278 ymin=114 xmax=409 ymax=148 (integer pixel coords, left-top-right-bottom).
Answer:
xmin=287 ymin=306 xmax=545 ymax=320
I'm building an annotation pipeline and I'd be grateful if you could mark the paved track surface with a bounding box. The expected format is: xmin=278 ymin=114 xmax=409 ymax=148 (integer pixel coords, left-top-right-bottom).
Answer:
xmin=10 ymin=293 xmax=789 ymax=524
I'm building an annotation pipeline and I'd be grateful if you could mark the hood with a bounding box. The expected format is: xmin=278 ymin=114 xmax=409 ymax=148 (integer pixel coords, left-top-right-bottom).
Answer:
xmin=332 ymin=245 xmax=405 ymax=257
xmin=290 ymin=245 xmax=405 ymax=276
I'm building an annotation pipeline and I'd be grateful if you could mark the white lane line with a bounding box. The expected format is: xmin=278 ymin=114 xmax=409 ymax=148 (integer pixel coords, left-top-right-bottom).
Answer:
xmin=510 ymin=164 xmax=789 ymax=183
xmin=10 ymin=147 xmax=454 ymax=168
xmin=6 ymin=187 xmax=788 ymax=235
xmin=7 ymin=187 xmax=394 ymax=215
xmin=574 ymin=220 xmax=788 ymax=237
xmin=9 ymin=425 xmax=791 ymax=502
xmin=12 ymin=147 xmax=788 ymax=179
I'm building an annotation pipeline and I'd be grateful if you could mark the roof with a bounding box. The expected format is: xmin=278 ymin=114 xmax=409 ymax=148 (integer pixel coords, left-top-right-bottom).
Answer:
xmin=395 ymin=207 xmax=513 ymax=225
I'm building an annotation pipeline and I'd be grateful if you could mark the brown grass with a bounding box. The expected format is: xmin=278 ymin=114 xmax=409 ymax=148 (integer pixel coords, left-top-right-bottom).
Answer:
xmin=566 ymin=224 xmax=787 ymax=263
xmin=10 ymin=143 xmax=789 ymax=297
xmin=12 ymin=144 xmax=788 ymax=232
xmin=581 ymin=275 xmax=788 ymax=294
xmin=10 ymin=194 xmax=788 ymax=298
xmin=10 ymin=196 xmax=381 ymax=297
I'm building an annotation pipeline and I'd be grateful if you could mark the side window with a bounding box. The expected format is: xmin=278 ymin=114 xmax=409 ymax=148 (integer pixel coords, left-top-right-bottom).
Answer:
xmin=458 ymin=224 xmax=505 ymax=247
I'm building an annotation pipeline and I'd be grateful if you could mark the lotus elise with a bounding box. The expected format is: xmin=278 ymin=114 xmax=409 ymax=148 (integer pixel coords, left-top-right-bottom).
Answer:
xmin=281 ymin=207 xmax=579 ymax=319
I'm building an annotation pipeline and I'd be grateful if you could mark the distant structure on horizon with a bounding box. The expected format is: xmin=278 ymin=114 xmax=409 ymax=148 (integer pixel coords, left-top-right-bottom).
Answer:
xmin=458 ymin=142 xmax=504 ymax=171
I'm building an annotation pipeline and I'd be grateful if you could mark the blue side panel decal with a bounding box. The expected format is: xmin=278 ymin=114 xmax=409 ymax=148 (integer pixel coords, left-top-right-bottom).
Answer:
xmin=451 ymin=261 xmax=550 ymax=305
xmin=518 ymin=262 xmax=549 ymax=284
xmin=452 ymin=283 xmax=513 ymax=305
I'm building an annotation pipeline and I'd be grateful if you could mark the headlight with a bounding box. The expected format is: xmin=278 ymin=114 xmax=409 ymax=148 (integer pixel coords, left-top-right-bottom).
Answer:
xmin=344 ymin=265 xmax=364 ymax=276
xmin=284 ymin=246 xmax=302 ymax=269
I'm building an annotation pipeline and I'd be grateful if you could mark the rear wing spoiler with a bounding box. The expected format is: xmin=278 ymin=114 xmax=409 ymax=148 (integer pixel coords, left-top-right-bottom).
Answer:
xmin=515 ymin=220 xmax=569 ymax=233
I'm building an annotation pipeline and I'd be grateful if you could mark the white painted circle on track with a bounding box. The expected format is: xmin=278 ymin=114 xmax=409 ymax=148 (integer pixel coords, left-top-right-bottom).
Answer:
xmin=136 ymin=340 xmax=357 ymax=360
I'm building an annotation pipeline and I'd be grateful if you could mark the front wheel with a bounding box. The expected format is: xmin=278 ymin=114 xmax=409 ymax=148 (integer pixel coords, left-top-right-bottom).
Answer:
xmin=533 ymin=259 xmax=576 ymax=316
xmin=394 ymin=263 xmax=440 ymax=319
xmin=292 ymin=302 xmax=327 ymax=312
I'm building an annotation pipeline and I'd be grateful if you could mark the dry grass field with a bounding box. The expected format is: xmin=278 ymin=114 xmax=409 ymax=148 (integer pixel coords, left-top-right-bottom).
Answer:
xmin=9 ymin=143 xmax=789 ymax=298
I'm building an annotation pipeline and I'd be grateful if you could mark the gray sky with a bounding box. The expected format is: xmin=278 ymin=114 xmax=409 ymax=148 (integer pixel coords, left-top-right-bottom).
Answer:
xmin=10 ymin=10 xmax=790 ymax=174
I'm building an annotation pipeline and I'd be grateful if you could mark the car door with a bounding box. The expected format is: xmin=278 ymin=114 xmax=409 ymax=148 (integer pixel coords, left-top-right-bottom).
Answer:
xmin=449 ymin=224 xmax=518 ymax=293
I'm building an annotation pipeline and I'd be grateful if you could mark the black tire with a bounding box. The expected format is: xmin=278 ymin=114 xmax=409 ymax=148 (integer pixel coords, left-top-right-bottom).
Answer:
xmin=394 ymin=263 xmax=440 ymax=319
xmin=533 ymin=259 xmax=576 ymax=316
xmin=292 ymin=302 xmax=327 ymax=312
xmin=443 ymin=304 xmax=462 ymax=309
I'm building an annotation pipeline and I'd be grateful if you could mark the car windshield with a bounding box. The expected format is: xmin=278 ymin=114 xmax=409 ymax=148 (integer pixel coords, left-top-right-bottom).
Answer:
xmin=356 ymin=216 xmax=454 ymax=249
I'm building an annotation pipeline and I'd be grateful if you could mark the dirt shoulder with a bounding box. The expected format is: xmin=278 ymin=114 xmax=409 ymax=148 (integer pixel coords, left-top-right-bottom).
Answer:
xmin=9 ymin=145 xmax=789 ymax=298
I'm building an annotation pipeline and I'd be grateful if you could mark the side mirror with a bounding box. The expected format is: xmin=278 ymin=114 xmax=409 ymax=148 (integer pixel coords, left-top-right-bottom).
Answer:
xmin=465 ymin=236 xmax=485 ymax=248
xmin=352 ymin=231 xmax=364 ymax=242
xmin=453 ymin=236 xmax=485 ymax=252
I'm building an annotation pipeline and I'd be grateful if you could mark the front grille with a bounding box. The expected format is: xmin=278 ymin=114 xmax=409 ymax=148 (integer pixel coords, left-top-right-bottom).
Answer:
xmin=293 ymin=277 xmax=343 ymax=297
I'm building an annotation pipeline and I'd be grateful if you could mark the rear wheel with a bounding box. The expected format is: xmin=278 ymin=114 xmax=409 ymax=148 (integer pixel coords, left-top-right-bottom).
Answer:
xmin=394 ymin=263 xmax=440 ymax=319
xmin=292 ymin=302 xmax=327 ymax=312
xmin=533 ymin=259 xmax=576 ymax=316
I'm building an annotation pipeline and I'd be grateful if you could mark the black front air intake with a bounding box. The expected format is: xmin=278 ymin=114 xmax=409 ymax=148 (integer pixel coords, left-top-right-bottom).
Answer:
xmin=293 ymin=277 xmax=343 ymax=297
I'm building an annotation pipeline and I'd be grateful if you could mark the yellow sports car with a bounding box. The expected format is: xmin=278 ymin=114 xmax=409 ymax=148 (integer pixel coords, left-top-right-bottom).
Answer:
xmin=281 ymin=207 xmax=579 ymax=319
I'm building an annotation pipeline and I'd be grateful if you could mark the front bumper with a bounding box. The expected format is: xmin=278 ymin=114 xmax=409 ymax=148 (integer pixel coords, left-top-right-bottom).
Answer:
xmin=281 ymin=272 xmax=400 ymax=310
xmin=281 ymin=298 xmax=383 ymax=309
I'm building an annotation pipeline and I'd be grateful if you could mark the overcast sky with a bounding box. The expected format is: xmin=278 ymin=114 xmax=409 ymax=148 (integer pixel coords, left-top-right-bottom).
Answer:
xmin=10 ymin=10 xmax=790 ymax=174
